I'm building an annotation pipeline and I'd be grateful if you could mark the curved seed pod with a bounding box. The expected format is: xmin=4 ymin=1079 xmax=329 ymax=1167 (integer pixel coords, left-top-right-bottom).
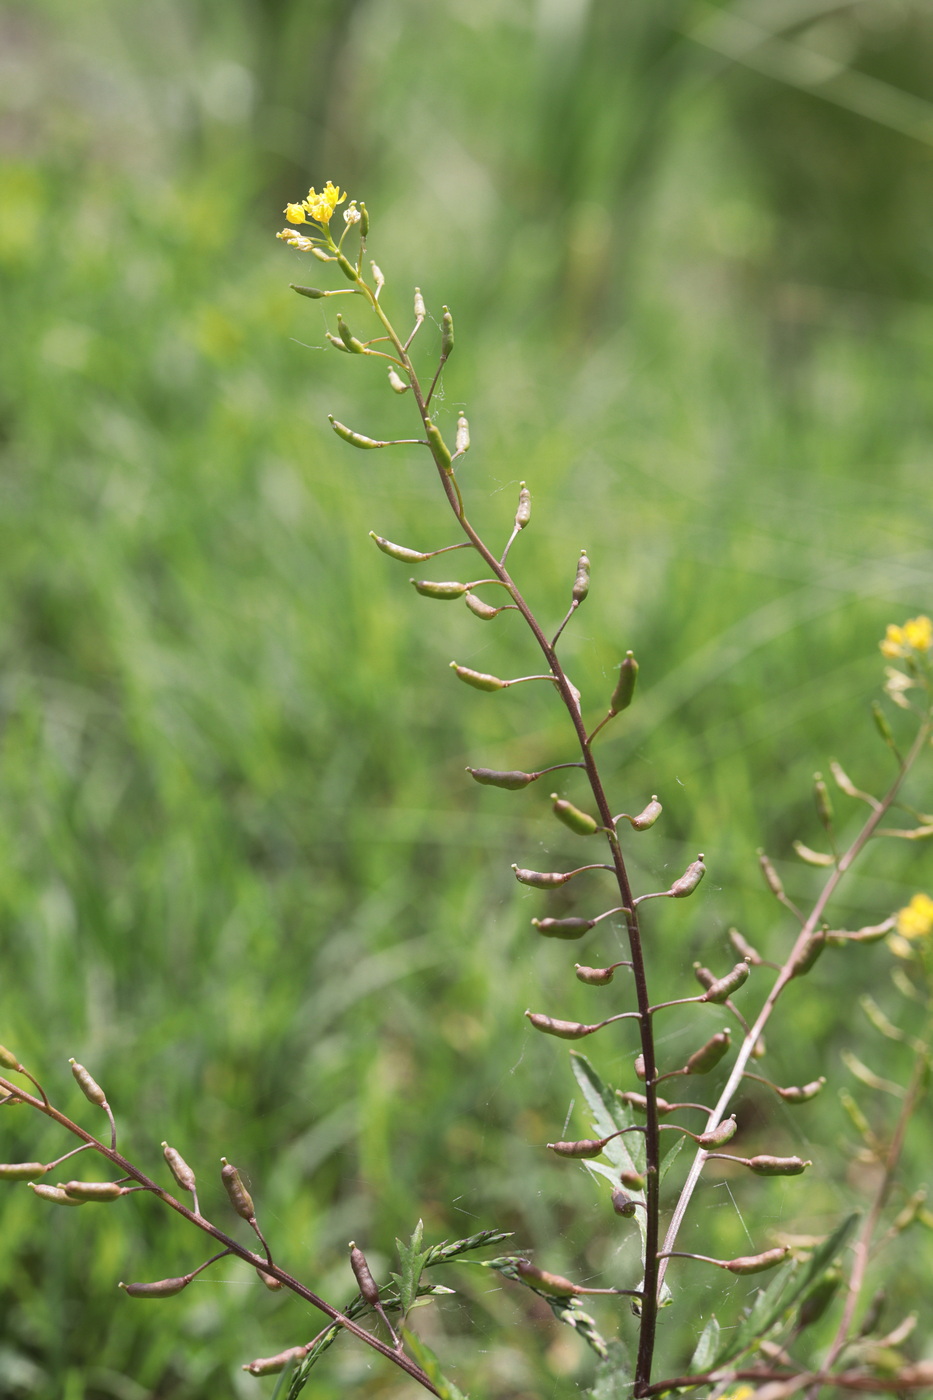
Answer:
xmin=0 ymin=1046 xmax=21 ymax=1071
xmin=685 ymin=1030 xmax=731 ymax=1075
xmin=609 ymin=652 xmax=639 ymax=715
xmin=575 ymin=962 xmax=626 ymax=985
xmin=387 ymin=369 xmax=409 ymax=394
xmin=328 ymin=416 xmax=387 ymax=449
xmin=669 ymin=854 xmax=706 ymax=898
xmin=550 ymin=794 xmax=598 ymax=836
xmin=572 ymin=550 xmax=590 ymax=603
xmin=814 ymin=772 xmax=833 ymax=829
xmin=455 ymin=414 xmax=470 ymax=456
xmin=440 ymin=306 xmax=455 ymax=359
xmin=411 ymin=578 xmax=468 ymax=599
xmin=464 ymin=591 xmax=503 ymax=620
xmin=349 ymin=1241 xmax=381 ymax=1306
xmin=289 ymin=284 xmax=327 ymax=299
xmin=515 ymin=482 xmax=531 ymax=529
xmin=547 ymin=1132 xmax=621 ymax=1159
xmin=777 ymin=1078 xmax=826 ymax=1104
xmin=516 ymin=1258 xmax=580 ymax=1296
xmin=162 ymin=1142 xmax=197 ymax=1194
xmin=119 ymin=1275 xmax=191 ymax=1298
xmin=469 ymin=767 xmax=537 ymax=789
xmin=797 ymin=1268 xmax=842 ymax=1330
xmin=451 ymin=662 xmax=507 ymax=692
xmin=0 ymin=1162 xmax=47 ymax=1180
xmin=696 ymin=1116 xmax=737 ymax=1148
xmin=701 ymin=961 xmax=750 ymax=1004
xmin=243 ymin=1347 xmax=309 ymax=1376
xmin=758 ymin=849 xmax=785 ymax=898
xmin=220 ymin=1158 xmax=255 ymax=1221
xmin=426 ymin=422 xmax=452 ymax=471
xmin=729 ymin=928 xmax=763 ymax=965
xmin=369 ymin=533 xmax=431 ymax=563
xmin=625 ymin=796 xmax=661 ymax=831
xmin=62 ymin=1180 xmax=128 ymax=1201
xmin=724 ymin=1247 xmax=789 ymax=1275
xmin=336 ymin=315 xmax=365 ymax=353
xmin=611 ymin=1187 xmax=638 ymax=1217
xmin=525 ymin=1011 xmax=600 ymax=1040
xmin=512 ymin=865 xmax=573 ymax=888
xmin=826 ymin=920 xmax=893 ymax=946
xmin=693 ymin=963 xmax=715 ymax=991
xmin=29 ymin=1183 xmax=85 ymax=1206
xmin=792 ymin=933 xmax=826 ymax=978
xmin=793 ymin=840 xmax=835 ymax=867
xmin=746 ymin=1155 xmax=811 ymax=1176
xmin=532 ymin=917 xmax=595 ymax=940
xmin=69 ymin=1059 xmax=107 ymax=1107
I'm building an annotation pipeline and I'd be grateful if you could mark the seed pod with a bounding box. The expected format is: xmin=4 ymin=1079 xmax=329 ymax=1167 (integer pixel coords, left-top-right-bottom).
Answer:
xmin=791 ymin=933 xmax=826 ymax=978
xmin=411 ymin=578 xmax=468 ymax=599
xmin=746 ymin=1155 xmax=811 ymax=1176
xmin=758 ymin=849 xmax=785 ymax=898
xmin=257 ymin=1269 xmax=285 ymax=1291
xmin=620 ymin=1169 xmax=645 ymax=1190
xmin=609 ymin=653 xmax=638 ymax=715
xmin=515 ymin=482 xmax=531 ymax=530
xmin=531 ymin=916 xmax=595 ymax=940
xmin=776 ymin=1078 xmax=826 ymax=1104
xmin=328 ymin=416 xmax=387 ymax=449
xmin=696 ymin=1116 xmax=738 ymax=1148
xmin=359 ymin=202 xmax=370 ymax=236
xmin=793 ymin=840 xmax=835 ymax=867
xmin=349 ymin=1241 xmax=381 ymax=1306
xmin=701 ymin=961 xmax=750 ymax=1004
xmin=440 ymin=306 xmax=454 ymax=359
xmin=464 ymin=591 xmax=502 ymax=620
xmin=547 ymin=1132 xmax=621 ymax=1159
xmin=369 ymin=533 xmax=430 ymax=563
xmin=0 ymin=1046 xmax=21 ymax=1071
xmin=0 ymin=1162 xmax=47 ymax=1180
xmin=387 ymin=368 xmax=409 ymax=394
xmin=221 ymin=1158 xmax=255 ymax=1221
xmin=512 ymin=865 xmax=573 ymax=888
xmin=336 ymin=315 xmax=364 ymax=353
xmin=69 ymin=1058 xmax=107 ymax=1107
xmin=525 ymin=1012 xmax=600 ymax=1040
xmin=670 ymin=854 xmax=706 ymax=898
xmin=162 ymin=1142 xmax=197 ymax=1194
xmin=469 ymin=767 xmax=536 ymax=790
xmin=414 ymin=288 xmax=426 ymax=320
xmin=119 ymin=1276 xmax=191 ymax=1298
xmin=829 ymin=761 xmax=859 ymax=797
xmin=813 ymin=772 xmax=834 ymax=829
xmin=516 ymin=1259 xmax=580 ymax=1296
xmin=289 ymin=284 xmax=327 ymax=299
xmin=634 ymin=1054 xmax=646 ymax=1081
xmin=335 ymin=251 xmax=358 ymax=283
xmin=625 ymin=796 xmax=661 ymax=831
xmin=451 ymin=662 xmax=507 ymax=692
xmin=326 ymin=331 xmax=351 ymax=353
xmin=611 ymin=1187 xmax=638 ymax=1217
xmin=685 ymin=1030 xmax=731 ymax=1075
xmin=62 ymin=1180 xmax=128 ymax=1202
xmin=551 ymin=794 xmax=598 ymax=836
xmin=617 ymin=1091 xmax=676 ymax=1116
xmin=693 ymin=963 xmax=715 ymax=991
xmin=29 ymin=1183 xmax=85 ymax=1206
xmin=455 ymin=414 xmax=470 ymax=456
xmin=575 ymin=962 xmax=624 ymax=985
xmin=243 ymin=1347 xmax=309 ymax=1376
xmin=729 ymin=928 xmax=763 ymax=965
xmin=572 ymin=551 xmax=590 ymax=603
xmin=311 ymin=247 xmax=332 ymax=263
xmin=797 ymin=1268 xmax=842 ymax=1330
xmin=426 ymin=422 xmax=452 ymax=470
xmin=723 ymin=1247 xmax=789 ymax=1275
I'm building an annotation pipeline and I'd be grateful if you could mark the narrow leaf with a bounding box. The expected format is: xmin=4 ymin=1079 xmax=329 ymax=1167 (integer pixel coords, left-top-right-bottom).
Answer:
xmin=690 ymin=1315 xmax=720 ymax=1372
xmin=401 ymin=1330 xmax=469 ymax=1400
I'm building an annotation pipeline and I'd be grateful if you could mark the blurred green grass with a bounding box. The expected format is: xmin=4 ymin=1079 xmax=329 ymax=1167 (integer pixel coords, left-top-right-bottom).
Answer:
xmin=1 ymin=1 xmax=933 ymax=1396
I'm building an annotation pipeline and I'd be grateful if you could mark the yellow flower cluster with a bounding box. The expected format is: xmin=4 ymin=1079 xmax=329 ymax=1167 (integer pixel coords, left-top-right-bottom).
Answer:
xmin=880 ymin=615 xmax=933 ymax=660
xmin=896 ymin=892 xmax=933 ymax=940
xmin=284 ymin=181 xmax=347 ymax=227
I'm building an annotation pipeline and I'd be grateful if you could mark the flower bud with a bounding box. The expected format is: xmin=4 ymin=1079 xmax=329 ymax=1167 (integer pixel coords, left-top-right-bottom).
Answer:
xmin=512 ymin=865 xmax=573 ymax=888
xmin=757 ymin=849 xmax=785 ymax=898
xmin=623 ymin=796 xmax=661 ymax=831
xmin=289 ymin=284 xmax=327 ymax=299
xmin=369 ymin=533 xmax=430 ymax=563
xmin=120 ymin=1275 xmax=191 ymax=1298
xmin=0 ymin=1045 xmax=21 ymax=1071
xmin=547 ymin=1132 xmax=621 ymax=1159
xmin=729 ymin=928 xmax=763 ymax=964
xmin=572 ymin=551 xmax=590 ymax=603
xmin=349 ymin=1241 xmax=381 ymax=1306
xmin=776 ymin=1078 xmax=825 ymax=1104
xmin=670 ymin=854 xmax=706 ymax=898
xmin=700 ymin=961 xmax=750 ymax=1004
xmin=685 ymin=1030 xmax=731 ymax=1075
xmin=531 ymin=916 xmax=595 ymax=940
xmin=29 ymin=1183 xmax=85 ymax=1206
xmin=515 ymin=482 xmax=531 ymax=530
xmin=328 ymin=416 xmax=387 ymax=449
xmin=611 ymin=1187 xmax=638 ymax=1217
xmin=550 ymin=793 xmax=598 ymax=836
xmin=62 ymin=1180 xmax=128 ymax=1201
xmin=451 ymin=662 xmax=507 ymax=692
xmin=455 ymin=414 xmax=470 ymax=456
xmin=426 ymin=422 xmax=452 ymax=471
xmin=723 ymin=1247 xmax=789 ymax=1275
xmin=609 ymin=653 xmax=638 ymax=715
xmin=464 ymin=591 xmax=502 ymax=620
xmin=469 ymin=767 xmax=536 ymax=789
xmin=440 ymin=306 xmax=454 ymax=359
xmin=162 ymin=1142 xmax=197 ymax=1194
xmin=411 ymin=578 xmax=468 ymax=599
xmin=221 ymin=1158 xmax=255 ymax=1221
xmin=69 ymin=1058 xmax=107 ymax=1107
xmin=525 ymin=1011 xmax=600 ymax=1040
xmin=0 ymin=1162 xmax=47 ymax=1180
xmin=516 ymin=1259 xmax=580 ymax=1296
xmin=387 ymin=368 xmax=409 ymax=394
xmin=243 ymin=1347 xmax=309 ymax=1376
xmin=746 ymin=1155 xmax=811 ymax=1176
xmin=696 ymin=1116 xmax=737 ymax=1148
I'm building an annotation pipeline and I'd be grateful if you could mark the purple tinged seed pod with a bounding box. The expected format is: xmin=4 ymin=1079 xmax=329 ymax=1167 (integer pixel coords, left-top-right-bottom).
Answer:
xmin=450 ymin=663 xmax=507 ymax=692
xmin=0 ymin=1162 xmax=47 ymax=1180
xmin=701 ymin=961 xmax=750 ymax=1004
xmin=369 ymin=533 xmax=431 ymax=563
xmin=162 ymin=1142 xmax=197 ymax=1194
xmin=411 ymin=578 xmax=468 ymax=599
xmin=546 ymin=1132 xmax=622 ymax=1159
xmin=609 ymin=652 xmax=639 ymax=715
xmin=469 ymin=767 xmax=537 ymax=789
xmin=120 ymin=1275 xmax=191 ymax=1298
xmin=572 ymin=550 xmax=590 ymax=603
xmin=626 ymin=796 xmax=661 ymax=830
xmin=69 ymin=1058 xmax=107 ymax=1107
xmin=729 ymin=928 xmax=763 ymax=965
xmin=777 ymin=1078 xmax=826 ymax=1104
xmin=696 ymin=1116 xmax=738 ymax=1148
xmin=62 ymin=1180 xmax=128 ymax=1201
xmin=257 ymin=1269 xmax=285 ymax=1291
xmin=516 ymin=1259 xmax=580 ymax=1296
xmin=723 ymin=1247 xmax=789 ymax=1275
xmin=243 ymin=1347 xmax=309 ymax=1376
xmin=515 ymin=482 xmax=531 ymax=529
xmin=693 ymin=963 xmax=715 ymax=991
xmin=757 ymin=849 xmax=785 ymax=898
xmin=464 ymin=591 xmax=501 ymax=620
xmin=220 ymin=1158 xmax=255 ymax=1221
xmin=455 ymin=414 xmax=470 ymax=456
xmin=531 ymin=916 xmax=596 ymax=940
xmin=575 ymin=962 xmax=625 ymax=985
xmin=550 ymin=794 xmax=599 ymax=836
xmin=617 ymin=1091 xmax=677 ymax=1116
xmin=611 ymin=1187 xmax=638 ymax=1217
xmin=387 ymin=368 xmax=409 ymax=394
xmin=29 ymin=1183 xmax=85 ymax=1206
xmin=525 ymin=1011 xmax=601 ymax=1040
xmin=746 ymin=1155 xmax=811 ymax=1176
xmin=512 ymin=865 xmax=573 ymax=888
xmin=349 ymin=1241 xmax=381 ymax=1306
xmin=685 ymin=1030 xmax=731 ymax=1075
xmin=669 ymin=854 xmax=706 ymax=898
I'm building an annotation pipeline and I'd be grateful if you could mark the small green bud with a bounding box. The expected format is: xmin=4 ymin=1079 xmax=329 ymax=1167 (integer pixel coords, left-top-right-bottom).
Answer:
xmin=611 ymin=1187 xmax=638 ymax=1217
xmin=464 ymin=591 xmax=502 ymax=620
xmin=328 ymin=416 xmax=387 ymax=449
xmin=411 ymin=578 xmax=468 ymax=599
xmin=468 ymin=767 xmax=536 ymax=790
xmin=0 ymin=1162 xmax=47 ymax=1180
xmin=512 ymin=865 xmax=573 ymax=888
xmin=572 ymin=550 xmax=590 ymax=603
xmin=426 ymin=421 xmax=452 ymax=470
xmin=610 ymin=652 xmax=638 ymax=715
xmin=455 ymin=414 xmax=470 ymax=456
xmin=777 ymin=1078 xmax=826 ymax=1104
xmin=440 ymin=306 xmax=454 ymax=359
xmin=547 ymin=1132 xmax=622 ymax=1159
xmin=700 ymin=961 xmax=750 ymax=1004
xmin=723 ymin=1247 xmax=789 ymax=1275
xmin=757 ymin=849 xmax=785 ymax=898
xmin=162 ymin=1142 xmax=197 ymax=1194
xmin=746 ymin=1154 xmax=811 ymax=1176
xmin=349 ymin=1241 xmax=381 ymax=1306
xmin=551 ymin=793 xmax=599 ymax=836
xmin=29 ymin=1183 xmax=85 ymax=1206
xmin=670 ymin=854 xmax=706 ymax=898
xmin=515 ymin=482 xmax=531 ymax=529
xmin=69 ymin=1058 xmax=107 ymax=1107
xmin=62 ymin=1180 xmax=128 ymax=1202
xmin=531 ymin=916 xmax=595 ymax=940
xmin=387 ymin=368 xmax=409 ymax=394
xmin=525 ymin=1011 xmax=600 ymax=1040
xmin=289 ymin=284 xmax=327 ymax=299
xmin=221 ymin=1158 xmax=255 ymax=1221
xmin=685 ymin=1030 xmax=731 ymax=1075
xmin=516 ymin=1258 xmax=580 ymax=1296
xmin=620 ymin=1168 xmax=645 ymax=1190
xmin=243 ymin=1347 xmax=309 ymax=1376
xmin=369 ymin=533 xmax=430 ymax=563
xmin=120 ymin=1275 xmax=191 ymax=1298
xmin=451 ymin=662 xmax=507 ymax=692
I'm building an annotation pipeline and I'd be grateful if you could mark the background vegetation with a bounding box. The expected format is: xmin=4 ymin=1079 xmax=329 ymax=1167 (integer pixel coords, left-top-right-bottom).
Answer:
xmin=1 ymin=1 xmax=932 ymax=1395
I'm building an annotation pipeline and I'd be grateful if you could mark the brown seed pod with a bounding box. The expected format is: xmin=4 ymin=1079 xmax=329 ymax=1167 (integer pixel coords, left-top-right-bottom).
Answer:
xmin=572 ymin=551 xmax=590 ymax=603
xmin=469 ymin=767 xmax=536 ymax=790
xmin=69 ymin=1058 xmax=107 ymax=1107
xmin=257 ymin=1269 xmax=285 ymax=1291
xmin=162 ymin=1142 xmax=197 ymax=1194
xmin=695 ymin=1116 xmax=737 ymax=1148
xmin=62 ymin=1180 xmax=128 ymax=1202
xmin=723 ymin=1247 xmax=789 ymax=1275
xmin=777 ymin=1078 xmax=826 ymax=1104
xmin=685 ymin=1030 xmax=731 ymax=1075
xmin=729 ymin=928 xmax=763 ymax=964
xmin=611 ymin=1187 xmax=638 ymax=1217
xmin=575 ymin=961 xmax=627 ymax=985
xmin=220 ymin=1158 xmax=255 ymax=1220
xmin=348 ymin=1241 xmax=381 ymax=1306
xmin=746 ymin=1155 xmax=811 ymax=1176
xmin=700 ymin=961 xmax=750 ymax=1004
xmin=516 ymin=1258 xmax=580 ymax=1296
xmin=29 ymin=1183 xmax=86 ymax=1206
xmin=531 ymin=916 xmax=595 ymax=940
xmin=547 ymin=1132 xmax=622 ymax=1159
xmin=512 ymin=866 xmax=573 ymax=888
xmin=242 ymin=1346 xmax=309 ymax=1376
xmin=609 ymin=652 xmax=638 ymax=716
xmin=669 ymin=855 xmax=706 ymax=898
xmin=515 ymin=482 xmax=531 ymax=529
xmin=119 ymin=1275 xmax=191 ymax=1298
xmin=525 ymin=1011 xmax=600 ymax=1040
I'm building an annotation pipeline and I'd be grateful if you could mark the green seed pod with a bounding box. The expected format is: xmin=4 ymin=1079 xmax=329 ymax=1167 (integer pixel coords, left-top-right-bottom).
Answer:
xmin=572 ymin=550 xmax=590 ymax=603
xmin=387 ymin=368 xmax=409 ymax=394
xmin=729 ymin=928 xmax=763 ymax=965
xmin=29 ymin=1183 xmax=85 ymax=1206
xmin=531 ymin=916 xmax=596 ymax=940
xmin=547 ymin=1133 xmax=620 ymax=1159
xmin=701 ymin=961 xmax=750 ymax=1004
xmin=512 ymin=865 xmax=573 ymax=888
xmin=468 ymin=767 xmax=536 ymax=789
xmin=62 ymin=1180 xmax=128 ymax=1202
xmin=777 ymin=1078 xmax=826 ymax=1104
xmin=426 ymin=422 xmax=452 ymax=470
xmin=69 ymin=1058 xmax=107 ymax=1107
xmin=243 ymin=1347 xmax=308 ymax=1376
xmin=793 ymin=840 xmax=835 ymax=867
xmin=328 ymin=416 xmax=387 ymax=449
xmin=289 ymin=284 xmax=327 ymax=299
xmin=757 ymin=849 xmax=785 ymax=898
xmin=626 ymin=796 xmax=661 ymax=831
xmin=685 ymin=1030 xmax=731 ymax=1075
xmin=611 ymin=1187 xmax=638 ymax=1217
xmin=696 ymin=1115 xmax=738 ymax=1148
xmin=723 ymin=1247 xmax=789 ymax=1275
xmin=120 ymin=1276 xmax=191 ymax=1298
xmin=451 ymin=662 xmax=507 ymax=692
xmin=359 ymin=202 xmax=370 ymax=236
xmin=221 ymin=1158 xmax=255 ymax=1221
xmin=257 ymin=1269 xmax=285 ymax=1291
xmin=575 ymin=962 xmax=622 ymax=985
xmin=525 ymin=1011 xmax=599 ymax=1040
xmin=414 ymin=287 xmax=427 ymax=320
xmin=335 ymin=251 xmax=358 ymax=283
xmin=464 ymin=591 xmax=502 ymax=620
xmin=411 ymin=578 xmax=468 ymax=599
xmin=455 ymin=414 xmax=470 ymax=456
xmin=162 ymin=1142 xmax=197 ymax=1194
xmin=791 ymin=933 xmax=826 ymax=978
xmin=516 ymin=1258 xmax=580 ymax=1296
xmin=609 ymin=652 xmax=638 ymax=715
xmin=369 ymin=533 xmax=430 ymax=563
xmin=0 ymin=1046 xmax=21 ymax=1071
xmin=440 ymin=306 xmax=454 ymax=359
xmin=325 ymin=332 xmax=351 ymax=353
xmin=550 ymin=793 xmax=598 ymax=836
xmin=0 ymin=1162 xmax=47 ymax=1180
xmin=620 ymin=1169 xmax=645 ymax=1190
xmin=746 ymin=1155 xmax=811 ymax=1176
xmin=336 ymin=314 xmax=365 ymax=353
xmin=797 ymin=1268 xmax=842 ymax=1330
xmin=670 ymin=854 xmax=706 ymax=898
xmin=515 ymin=482 xmax=531 ymax=530
xmin=349 ymin=1241 xmax=381 ymax=1306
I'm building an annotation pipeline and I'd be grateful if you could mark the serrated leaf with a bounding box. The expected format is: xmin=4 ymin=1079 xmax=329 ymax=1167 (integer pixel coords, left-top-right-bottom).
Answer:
xmin=392 ymin=1220 xmax=429 ymax=1318
xmin=570 ymin=1053 xmax=645 ymax=1219
xmin=690 ymin=1314 xmax=720 ymax=1372
xmin=401 ymin=1330 xmax=469 ymax=1400
xmin=586 ymin=1339 xmax=633 ymax=1398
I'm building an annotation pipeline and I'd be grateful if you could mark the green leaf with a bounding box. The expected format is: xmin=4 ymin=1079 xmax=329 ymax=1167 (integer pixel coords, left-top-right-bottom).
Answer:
xmin=392 ymin=1219 xmax=430 ymax=1321
xmin=401 ymin=1329 xmax=469 ymax=1400
xmin=659 ymin=1128 xmax=687 ymax=1183
xmin=586 ymin=1339 xmax=633 ymax=1398
xmin=690 ymin=1314 xmax=720 ymax=1372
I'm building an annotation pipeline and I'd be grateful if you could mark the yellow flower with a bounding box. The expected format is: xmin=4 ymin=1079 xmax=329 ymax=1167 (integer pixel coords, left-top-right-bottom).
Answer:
xmin=880 ymin=615 xmax=933 ymax=659
xmin=718 ymin=1388 xmax=755 ymax=1400
xmin=301 ymin=181 xmax=346 ymax=225
xmin=284 ymin=203 xmax=307 ymax=224
xmin=896 ymin=892 xmax=933 ymax=941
